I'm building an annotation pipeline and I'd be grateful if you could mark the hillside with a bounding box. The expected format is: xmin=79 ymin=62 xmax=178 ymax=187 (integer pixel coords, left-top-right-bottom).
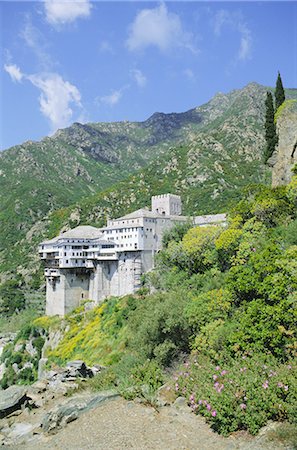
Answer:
xmin=1 ymin=83 xmax=296 ymax=288
xmin=1 ymin=177 xmax=296 ymax=443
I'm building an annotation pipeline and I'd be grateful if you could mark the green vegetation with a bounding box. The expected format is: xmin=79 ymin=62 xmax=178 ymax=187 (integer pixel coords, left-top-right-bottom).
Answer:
xmin=264 ymin=91 xmax=277 ymax=162
xmin=0 ymin=277 xmax=25 ymax=316
xmin=0 ymin=308 xmax=41 ymax=334
xmin=0 ymin=323 xmax=45 ymax=389
xmin=275 ymin=72 xmax=286 ymax=111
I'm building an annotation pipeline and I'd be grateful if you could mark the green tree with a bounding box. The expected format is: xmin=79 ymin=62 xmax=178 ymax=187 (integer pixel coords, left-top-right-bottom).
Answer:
xmin=0 ymin=279 xmax=26 ymax=316
xmin=275 ymin=71 xmax=286 ymax=110
xmin=264 ymin=91 xmax=278 ymax=163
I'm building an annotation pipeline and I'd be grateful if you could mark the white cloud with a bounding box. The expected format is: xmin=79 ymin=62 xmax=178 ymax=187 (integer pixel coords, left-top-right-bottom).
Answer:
xmin=238 ymin=24 xmax=252 ymax=61
xmin=126 ymin=3 xmax=196 ymax=53
xmin=213 ymin=10 xmax=252 ymax=62
xmin=99 ymin=40 xmax=114 ymax=54
xmin=4 ymin=64 xmax=24 ymax=83
xmin=99 ymin=85 xmax=130 ymax=107
xmin=130 ymin=68 xmax=147 ymax=88
xmin=44 ymin=0 xmax=92 ymax=25
xmin=100 ymin=89 xmax=123 ymax=107
xmin=183 ymin=68 xmax=195 ymax=81
xmin=21 ymin=16 xmax=53 ymax=70
xmin=28 ymin=73 xmax=82 ymax=131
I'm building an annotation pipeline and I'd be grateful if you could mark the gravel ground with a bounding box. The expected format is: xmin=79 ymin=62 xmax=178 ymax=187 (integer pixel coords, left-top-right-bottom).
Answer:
xmin=11 ymin=397 xmax=287 ymax=450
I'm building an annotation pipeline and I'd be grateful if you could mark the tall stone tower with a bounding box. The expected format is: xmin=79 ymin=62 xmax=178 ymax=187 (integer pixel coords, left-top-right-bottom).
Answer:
xmin=151 ymin=194 xmax=182 ymax=216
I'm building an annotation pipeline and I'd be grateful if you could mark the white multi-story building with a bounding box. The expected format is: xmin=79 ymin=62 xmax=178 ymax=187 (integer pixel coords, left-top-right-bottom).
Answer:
xmin=39 ymin=194 xmax=226 ymax=316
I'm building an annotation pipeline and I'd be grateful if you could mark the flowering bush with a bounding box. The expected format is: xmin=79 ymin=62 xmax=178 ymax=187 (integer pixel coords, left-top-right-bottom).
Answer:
xmin=173 ymin=354 xmax=296 ymax=436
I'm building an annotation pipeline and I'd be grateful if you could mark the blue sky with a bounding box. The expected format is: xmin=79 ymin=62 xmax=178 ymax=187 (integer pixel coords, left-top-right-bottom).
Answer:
xmin=1 ymin=1 xmax=297 ymax=150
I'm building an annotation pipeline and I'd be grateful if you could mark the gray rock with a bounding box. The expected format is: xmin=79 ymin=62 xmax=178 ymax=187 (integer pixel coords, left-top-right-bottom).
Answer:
xmin=12 ymin=363 xmax=20 ymax=374
xmin=42 ymin=391 xmax=119 ymax=434
xmin=37 ymin=358 xmax=48 ymax=380
xmin=173 ymin=396 xmax=187 ymax=407
xmin=31 ymin=379 xmax=48 ymax=393
xmin=0 ymin=386 xmax=28 ymax=419
xmin=66 ymin=360 xmax=94 ymax=378
xmin=8 ymin=422 xmax=34 ymax=439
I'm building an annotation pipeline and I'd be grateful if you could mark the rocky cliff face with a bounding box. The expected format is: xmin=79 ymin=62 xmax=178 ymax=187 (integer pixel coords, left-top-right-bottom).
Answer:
xmin=271 ymin=100 xmax=297 ymax=186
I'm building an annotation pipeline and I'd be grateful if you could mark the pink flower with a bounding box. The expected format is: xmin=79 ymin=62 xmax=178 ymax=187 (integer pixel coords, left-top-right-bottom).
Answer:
xmin=262 ymin=380 xmax=269 ymax=389
xmin=287 ymin=365 xmax=292 ymax=369
xmin=206 ymin=404 xmax=211 ymax=411
xmin=215 ymin=366 xmax=220 ymax=371
xmin=175 ymin=383 xmax=179 ymax=391
xmin=240 ymin=403 xmax=247 ymax=409
xmin=221 ymin=370 xmax=227 ymax=376
xmin=277 ymin=382 xmax=283 ymax=388
xmin=213 ymin=375 xmax=218 ymax=381
xmin=189 ymin=394 xmax=195 ymax=403
xmin=198 ymin=400 xmax=203 ymax=405
xmin=211 ymin=410 xmax=217 ymax=417
xmin=284 ymin=385 xmax=289 ymax=391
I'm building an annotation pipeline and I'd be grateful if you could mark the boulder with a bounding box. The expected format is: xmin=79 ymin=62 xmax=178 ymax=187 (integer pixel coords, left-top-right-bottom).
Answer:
xmin=42 ymin=391 xmax=119 ymax=434
xmin=156 ymin=384 xmax=176 ymax=407
xmin=66 ymin=360 xmax=94 ymax=378
xmin=0 ymin=386 xmax=28 ymax=419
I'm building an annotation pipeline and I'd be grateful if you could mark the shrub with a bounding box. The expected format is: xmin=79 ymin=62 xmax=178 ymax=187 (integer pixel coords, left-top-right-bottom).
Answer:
xmin=32 ymin=336 xmax=45 ymax=355
xmin=182 ymin=226 xmax=220 ymax=274
xmin=162 ymin=221 xmax=193 ymax=248
xmin=173 ymin=354 xmax=297 ymax=436
xmin=185 ymin=288 xmax=233 ymax=334
xmin=128 ymin=291 xmax=191 ymax=366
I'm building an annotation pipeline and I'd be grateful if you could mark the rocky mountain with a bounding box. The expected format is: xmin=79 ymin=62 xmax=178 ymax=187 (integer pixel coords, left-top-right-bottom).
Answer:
xmin=1 ymin=82 xmax=296 ymax=288
xmin=270 ymin=99 xmax=297 ymax=186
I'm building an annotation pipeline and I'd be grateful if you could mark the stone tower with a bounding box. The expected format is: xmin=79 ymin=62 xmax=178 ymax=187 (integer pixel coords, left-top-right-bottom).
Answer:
xmin=151 ymin=194 xmax=182 ymax=216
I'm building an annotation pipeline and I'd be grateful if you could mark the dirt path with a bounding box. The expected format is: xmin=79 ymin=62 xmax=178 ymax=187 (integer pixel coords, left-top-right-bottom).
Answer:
xmin=12 ymin=396 xmax=285 ymax=450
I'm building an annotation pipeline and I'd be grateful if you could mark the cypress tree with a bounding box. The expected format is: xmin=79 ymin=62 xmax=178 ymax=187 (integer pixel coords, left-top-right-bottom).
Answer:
xmin=264 ymin=91 xmax=278 ymax=163
xmin=275 ymin=72 xmax=285 ymax=110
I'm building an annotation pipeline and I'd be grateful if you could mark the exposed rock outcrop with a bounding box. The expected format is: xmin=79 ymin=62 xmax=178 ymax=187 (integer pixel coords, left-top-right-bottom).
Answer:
xmin=0 ymin=386 xmax=28 ymax=419
xmin=271 ymin=100 xmax=297 ymax=186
